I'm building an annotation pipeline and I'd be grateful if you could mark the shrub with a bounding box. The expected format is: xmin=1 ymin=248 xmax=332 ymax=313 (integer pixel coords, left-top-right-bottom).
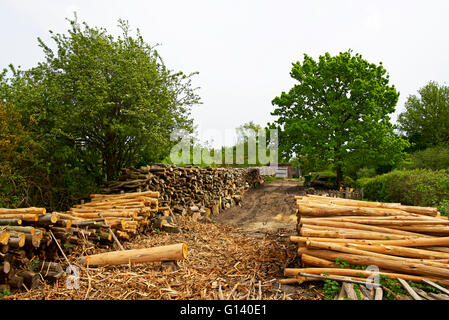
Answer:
xmin=356 ymin=169 xmax=449 ymax=209
xmin=356 ymin=167 xmax=377 ymax=179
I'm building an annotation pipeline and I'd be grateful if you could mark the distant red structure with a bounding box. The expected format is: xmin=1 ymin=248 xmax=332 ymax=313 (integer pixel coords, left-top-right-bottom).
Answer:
xmin=278 ymin=163 xmax=293 ymax=178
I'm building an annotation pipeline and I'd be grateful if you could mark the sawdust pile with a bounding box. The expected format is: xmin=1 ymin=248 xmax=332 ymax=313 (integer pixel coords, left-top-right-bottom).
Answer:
xmin=5 ymin=216 xmax=300 ymax=300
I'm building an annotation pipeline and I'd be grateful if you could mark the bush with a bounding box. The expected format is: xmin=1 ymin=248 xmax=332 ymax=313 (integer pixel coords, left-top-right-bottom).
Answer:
xmin=403 ymin=146 xmax=449 ymax=170
xmin=356 ymin=167 xmax=377 ymax=179
xmin=356 ymin=169 xmax=449 ymax=209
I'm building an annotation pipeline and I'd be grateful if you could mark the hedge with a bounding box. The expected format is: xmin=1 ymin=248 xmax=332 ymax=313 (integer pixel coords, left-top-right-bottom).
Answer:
xmin=356 ymin=169 xmax=449 ymax=216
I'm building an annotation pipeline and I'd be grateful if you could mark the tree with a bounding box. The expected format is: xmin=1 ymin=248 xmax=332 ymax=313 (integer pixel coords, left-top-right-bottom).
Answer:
xmin=270 ymin=50 xmax=408 ymax=186
xmin=0 ymin=16 xmax=200 ymax=210
xmin=2 ymin=17 xmax=200 ymax=182
xmin=398 ymin=81 xmax=449 ymax=151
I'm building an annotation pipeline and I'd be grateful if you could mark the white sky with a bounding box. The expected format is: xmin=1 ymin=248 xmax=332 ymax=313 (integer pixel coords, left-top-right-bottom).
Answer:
xmin=1 ymin=0 xmax=448 ymax=147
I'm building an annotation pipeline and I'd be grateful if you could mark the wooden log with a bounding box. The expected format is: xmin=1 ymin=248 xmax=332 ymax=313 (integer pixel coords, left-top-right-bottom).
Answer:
xmin=321 ymin=218 xmax=449 ymax=226
xmin=301 ymin=253 xmax=339 ymax=268
xmin=0 ymin=231 xmax=10 ymax=245
xmin=79 ymin=243 xmax=188 ymax=266
xmin=345 ymin=243 xmax=449 ymax=260
xmin=70 ymin=212 xmax=139 ymax=219
xmin=284 ymin=266 xmax=449 ymax=286
xmin=428 ymin=292 xmax=449 ymax=300
xmin=8 ymin=274 xmax=24 ymax=288
xmin=4 ymin=226 xmax=35 ymax=235
xmin=37 ymin=214 xmax=58 ymax=226
xmin=16 ymin=270 xmax=41 ymax=289
xmin=422 ymin=279 xmax=449 ymax=295
xmin=8 ymin=236 xmax=25 ymax=249
xmin=336 ymin=286 xmax=347 ymax=300
xmin=0 ymin=219 xmax=22 ymax=226
xmin=397 ymin=278 xmax=423 ymax=300
xmin=24 ymin=233 xmax=41 ymax=248
xmin=306 ymin=240 xmax=449 ymax=270
xmin=412 ymin=287 xmax=435 ymax=300
xmin=0 ymin=261 xmax=11 ymax=274
xmin=300 ymin=218 xmax=427 ymax=237
xmin=0 ymin=207 xmax=46 ymax=215
xmin=292 ymin=236 xmax=449 ymax=247
xmin=37 ymin=261 xmax=63 ymax=274
xmin=90 ymin=190 xmax=160 ymax=200
xmin=0 ymin=244 xmax=8 ymax=254
xmin=300 ymin=228 xmax=414 ymax=240
xmin=300 ymin=195 xmax=439 ymax=216
xmin=386 ymin=225 xmax=449 ymax=234
xmin=297 ymin=201 xmax=413 ymax=217
xmin=0 ymin=214 xmax=39 ymax=221
xmin=342 ymin=281 xmax=359 ymax=300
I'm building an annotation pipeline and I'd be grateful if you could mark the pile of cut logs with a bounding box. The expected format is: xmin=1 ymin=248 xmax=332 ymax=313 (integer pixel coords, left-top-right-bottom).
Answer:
xmin=102 ymin=164 xmax=263 ymax=217
xmin=0 ymin=190 xmax=171 ymax=292
xmin=284 ymin=194 xmax=449 ymax=300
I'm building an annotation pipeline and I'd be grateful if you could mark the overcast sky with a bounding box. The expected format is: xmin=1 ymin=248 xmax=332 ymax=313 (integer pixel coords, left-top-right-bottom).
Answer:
xmin=1 ymin=0 xmax=448 ymax=147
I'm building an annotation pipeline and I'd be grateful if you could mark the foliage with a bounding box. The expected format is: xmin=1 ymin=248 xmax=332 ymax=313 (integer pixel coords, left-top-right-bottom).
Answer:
xmin=0 ymin=288 xmax=11 ymax=298
xmin=0 ymin=17 xmax=199 ymax=210
xmin=322 ymin=278 xmax=342 ymax=300
xmin=438 ymin=199 xmax=449 ymax=217
xmin=334 ymin=258 xmax=366 ymax=270
xmin=0 ymin=102 xmax=48 ymax=208
xmin=379 ymin=275 xmax=407 ymax=300
xmin=398 ymin=81 xmax=449 ymax=151
xmin=26 ymin=258 xmax=40 ymax=272
xmin=401 ymin=146 xmax=449 ymax=171
xmin=356 ymin=167 xmax=377 ymax=179
xmin=270 ymin=50 xmax=409 ymax=186
xmin=356 ymin=169 xmax=449 ymax=210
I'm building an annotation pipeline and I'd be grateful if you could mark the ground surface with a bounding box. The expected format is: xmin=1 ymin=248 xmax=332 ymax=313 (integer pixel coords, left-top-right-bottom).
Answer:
xmin=5 ymin=179 xmax=322 ymax=300
xmin=212 ymin=179 xmax=303 ymax=233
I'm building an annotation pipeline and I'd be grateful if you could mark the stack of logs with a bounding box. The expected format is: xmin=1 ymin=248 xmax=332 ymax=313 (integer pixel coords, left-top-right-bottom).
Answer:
xmin=0 ymin=190 xmax=168 ymax=293
xmin=102 ymin=164 xmax=263 ymax=217
xmin=284 ymin=195 xmax=449 ymax=299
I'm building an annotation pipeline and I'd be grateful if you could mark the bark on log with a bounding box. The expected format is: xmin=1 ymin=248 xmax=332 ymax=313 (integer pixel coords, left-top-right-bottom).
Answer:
xmin=300 ymin=219 xmax=426 ymax=237
xmin=345 ymin=243 xmax=449 ymax=260
xmin=79 ymin=243 xmax=188 ymax=266
xmin=306 ymin=240 xmax=449 ymax=270
xmin=16 ymin=270 xmax=40 ymax=289
xmin=0 ymin=219 xmax=22 ymax=226
xmin=0 ymin=207 xmax=46 ymax=215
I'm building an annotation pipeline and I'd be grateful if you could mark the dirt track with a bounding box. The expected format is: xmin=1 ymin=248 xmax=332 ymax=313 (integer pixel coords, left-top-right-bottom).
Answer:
xmin=212 ymin=179 xmax=304 ymax=234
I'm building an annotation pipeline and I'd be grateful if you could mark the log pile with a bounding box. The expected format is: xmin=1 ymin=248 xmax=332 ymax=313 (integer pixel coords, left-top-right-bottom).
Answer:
xmin=101 ymin=164 xmax=263 ymax=217
xmin=0 ymin=190 xmax=170 ymax=293
xmin=0 ymin=207 xmax=69 ymax=291
xmin=284 ymin=194 xmax=449 ymax=299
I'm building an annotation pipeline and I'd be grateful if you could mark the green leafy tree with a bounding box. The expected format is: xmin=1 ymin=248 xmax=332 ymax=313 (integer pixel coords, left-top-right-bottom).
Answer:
xmin=398 ymin=81 xmax=449 ymax=151
xmin=0 ymin=16 xmax=200 ymax=210
xmin=3 ymin=17 xmax=199 ymax=180
xmin=270 ymin=50 xmax=408 ymax=186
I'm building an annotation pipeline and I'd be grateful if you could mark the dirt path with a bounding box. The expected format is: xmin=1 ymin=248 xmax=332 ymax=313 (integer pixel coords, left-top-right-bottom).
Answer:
xmin=212 ymin=179 xmax=304 ymax=234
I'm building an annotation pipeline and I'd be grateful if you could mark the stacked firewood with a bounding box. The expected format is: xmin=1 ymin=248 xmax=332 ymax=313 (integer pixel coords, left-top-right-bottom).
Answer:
xmin=0 ymin=207 xmax=70 ymax=291
xmin=0 ymin=190 xmax=169 ymax=293
xmin=284 ymin=195 xmax=449 ymax=299
xmin=101 ymin=164 xmax=263 ymax=217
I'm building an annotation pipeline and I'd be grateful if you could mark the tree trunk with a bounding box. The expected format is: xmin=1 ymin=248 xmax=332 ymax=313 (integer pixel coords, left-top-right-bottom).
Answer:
xmin=336 ymin=164 xmax=343 ymax=188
